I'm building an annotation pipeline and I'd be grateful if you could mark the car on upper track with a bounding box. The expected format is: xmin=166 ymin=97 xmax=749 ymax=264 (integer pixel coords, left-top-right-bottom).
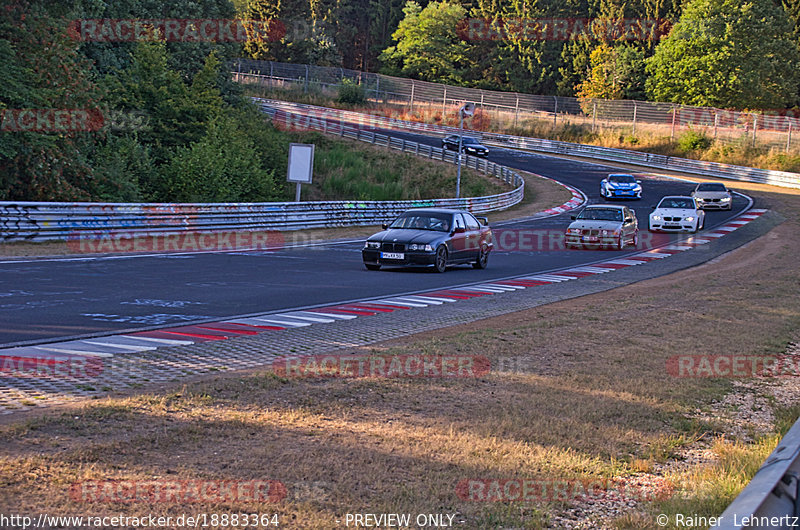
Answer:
xmin=692 ymin=182 xmax=733 ymax=210
xmin=362 ymin=208 xmax=493 ymax=272
xmin=441 ymin=135 xmax=489 ymax=157
xmin=565 ymin=204 xmax=639 ymax=250
xmin=599 ymin=173 xmax=642 ymax=200
xmin=649 ymin=196 xmax=705 ymax=232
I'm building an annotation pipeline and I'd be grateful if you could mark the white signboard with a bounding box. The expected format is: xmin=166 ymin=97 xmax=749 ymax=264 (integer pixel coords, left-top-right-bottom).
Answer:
xmin=287 ymin=143 xmax=315 ymax=183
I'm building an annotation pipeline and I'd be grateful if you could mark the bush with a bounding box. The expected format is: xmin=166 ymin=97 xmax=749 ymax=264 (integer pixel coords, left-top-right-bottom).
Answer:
xmin=336 ymin=79 xmax=366 ymax=105
xmin=678 ymin=130 xmax=713 ymax=152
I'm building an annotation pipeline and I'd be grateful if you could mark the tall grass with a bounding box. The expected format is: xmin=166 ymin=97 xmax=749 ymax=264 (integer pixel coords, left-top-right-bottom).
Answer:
xmin=277 ymin=129 xmax=505 ymax=201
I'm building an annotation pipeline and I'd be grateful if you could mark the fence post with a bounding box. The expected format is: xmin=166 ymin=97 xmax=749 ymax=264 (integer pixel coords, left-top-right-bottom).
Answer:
xmin=671 ymin=105 xmax=677 ymax=140
xmin=592 ymin=100 xmax=597 ymax=133
xmin=410 ymin=81 xmax=415 ymax=113
xmin=713 ymin=112 xmax=718 ymax=140
xmin=304 ymin=65 xmax=309 ymax=93
xmin=442 ymin=87 xmax=447 ymax=120
xmin=787 ymin=121 xmax=793 ymax=153
xmin=269 ymin=61 xmax=274 ymax=88
xmin=752 ymin=114 xmax=757 ymax=147
xmin=376 ymin=76 xmax=380 ymax=102
xmin=514 ymin=94 xmax=519 ymax=128
xmin=632 ymin=102 xmax=637 ymax=136
xmin=553 ymin=96 xmax=558 ymax=129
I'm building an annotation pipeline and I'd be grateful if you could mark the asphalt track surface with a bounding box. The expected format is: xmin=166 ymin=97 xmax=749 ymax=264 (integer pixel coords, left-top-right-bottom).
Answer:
xmin=0 ymin=131 xmax=751 ymax=346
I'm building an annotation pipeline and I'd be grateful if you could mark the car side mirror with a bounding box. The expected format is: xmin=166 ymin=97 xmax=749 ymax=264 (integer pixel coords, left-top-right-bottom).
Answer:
xmin=570 ymin=215 xmax=576 ymax=220
xmin=477 ymin=216 xmax=489 ymax=226
xmin=381 ymin=223 xmax=388 ymax=230
xmin=650 ymin=206 xmax=656 ymax=210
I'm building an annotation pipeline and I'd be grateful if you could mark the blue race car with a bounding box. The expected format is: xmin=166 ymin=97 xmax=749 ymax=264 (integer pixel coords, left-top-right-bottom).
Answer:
xmin=600 ymin=174 xmax=642 ymax=200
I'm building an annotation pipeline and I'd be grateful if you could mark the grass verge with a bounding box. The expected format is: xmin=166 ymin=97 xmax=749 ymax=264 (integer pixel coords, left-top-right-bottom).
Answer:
xmin=2 ymin=187 xmax=798 ymax=529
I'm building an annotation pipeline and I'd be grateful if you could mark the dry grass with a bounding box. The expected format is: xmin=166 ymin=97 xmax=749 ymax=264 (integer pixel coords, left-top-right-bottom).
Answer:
xmin=2 ymin=191 xmax=799 ymax=528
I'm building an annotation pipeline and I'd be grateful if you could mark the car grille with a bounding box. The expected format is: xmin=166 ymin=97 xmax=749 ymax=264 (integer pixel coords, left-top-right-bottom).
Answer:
xmin=663 ymin=217 xmax=682 ymax=222
xmin=581 ymin=229 xmax=600 ymax=236
xmin=707 ymin=198 xmax=720 ymax=202
xmin=381 ymin=243 xmax=405 ymax=252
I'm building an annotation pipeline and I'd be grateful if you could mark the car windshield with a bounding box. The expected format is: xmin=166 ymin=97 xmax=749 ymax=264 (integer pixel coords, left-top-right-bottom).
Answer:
xmin=578 ymin=208 xmax=622 ymax=221
xmin=659 ymin=198 xmax=694 ymax=209
xmin=609 ymin=174 xmax=635 ymax=183
xmin=389 ymin=213 xmax=451 ymax=232
xmin=697 ymin=183 xmax=726 ymax=192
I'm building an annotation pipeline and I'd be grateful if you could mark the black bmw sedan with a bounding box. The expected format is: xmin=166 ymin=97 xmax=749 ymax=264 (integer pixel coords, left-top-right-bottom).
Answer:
xmin=362 ymin=208 xmax=493 ymax=272
xmin=441 ymin=135 xmax=490 ymax=157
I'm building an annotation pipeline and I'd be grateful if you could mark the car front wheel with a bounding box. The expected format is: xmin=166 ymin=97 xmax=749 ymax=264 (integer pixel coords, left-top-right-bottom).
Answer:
xmin=434 ymin=246 xmax=448 ymax=273
xmin=473 ymin=245 xmax=489 ymax=269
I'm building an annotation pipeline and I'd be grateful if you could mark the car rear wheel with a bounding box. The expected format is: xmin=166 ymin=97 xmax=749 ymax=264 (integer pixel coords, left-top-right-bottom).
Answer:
xmin=632 ymin=231 xmax=639 ymax=248
xmin=365 ymin=263 xmax=380 ymax=271
xmin=473 ymin=245 xmax=489 ymax=269
xmin=434 ymin=246 xmax=448 ymax=273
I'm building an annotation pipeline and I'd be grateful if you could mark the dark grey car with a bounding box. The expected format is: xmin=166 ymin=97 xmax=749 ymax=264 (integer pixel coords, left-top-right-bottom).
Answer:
xmin=362 ymin=209 xmax=493 ymax=272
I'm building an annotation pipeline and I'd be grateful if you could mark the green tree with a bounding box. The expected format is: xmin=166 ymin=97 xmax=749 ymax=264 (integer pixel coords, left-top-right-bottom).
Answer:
xmin=162 ymin=115 xmax=277 ymax=202
xmin=577 ymin=43 xmax=646 ymax=100
xmin=380 ymin=1 xmax=474 ymax=84
xmin=646 ymin=0 xmax=800 ymax=109
xmin=0 ymin=1 xmax=102 ymax=200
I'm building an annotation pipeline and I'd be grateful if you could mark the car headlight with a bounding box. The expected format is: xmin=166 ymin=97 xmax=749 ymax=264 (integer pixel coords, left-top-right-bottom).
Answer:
xmin=566 ymin=228 xmax=581 ymax=235
xmin=652 ymin=215 xmax=661 ymax=221
xmin=365 ymin=241 xmax=380 ymax=249
xmin=409 ymin=244 xmax=432 ymax=251
xmin=685 ymin=217 xmax=694 ymax=222
xmin=721 ymin=196 xmax=731 ymax=202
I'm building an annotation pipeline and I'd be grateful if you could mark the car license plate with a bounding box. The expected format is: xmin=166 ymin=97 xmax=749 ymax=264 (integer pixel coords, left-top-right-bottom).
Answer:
xmin=380 ymin=252 xmax=404 ymax=260
xmin=582 ymin=236 xmax=599 ymax=242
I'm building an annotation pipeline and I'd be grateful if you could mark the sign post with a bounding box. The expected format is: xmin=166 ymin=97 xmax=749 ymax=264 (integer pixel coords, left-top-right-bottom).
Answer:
xmin=287 ymin=143 xmax=315 ymax=202
xmin=456 ymin=103 xmax=475 ymax=199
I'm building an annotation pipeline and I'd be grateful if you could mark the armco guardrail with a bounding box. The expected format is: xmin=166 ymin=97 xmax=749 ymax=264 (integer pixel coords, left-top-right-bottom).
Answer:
xmin=259 ymin=99 xmax=800 ymax=190
xmin=711 ymin=417 xmax=800 ymax=530
xmin=0 ymin=115 xmax=523 ymax=242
